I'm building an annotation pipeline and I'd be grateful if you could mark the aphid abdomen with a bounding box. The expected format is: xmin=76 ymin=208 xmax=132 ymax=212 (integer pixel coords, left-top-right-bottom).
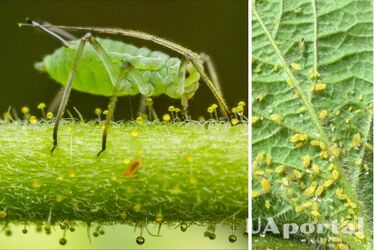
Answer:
xmin=152 ymin=58 xmax=183 ymax=98
xmin=126 ymin=48 xmax=169 ymax=71
xmin=39 ymin=37 xmax=201 ymax=99
xmin=42 ymin=39 xmax=121 ymax=97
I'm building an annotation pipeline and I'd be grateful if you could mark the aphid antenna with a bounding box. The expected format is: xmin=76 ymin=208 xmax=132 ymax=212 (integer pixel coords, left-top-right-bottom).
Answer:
xmin=19 ymin=18 xmax=70 ymax=47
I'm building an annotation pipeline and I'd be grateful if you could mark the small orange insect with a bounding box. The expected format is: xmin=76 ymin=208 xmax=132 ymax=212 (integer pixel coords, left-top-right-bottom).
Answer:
xmin=124 ymin=159 xmax=142 ymax=177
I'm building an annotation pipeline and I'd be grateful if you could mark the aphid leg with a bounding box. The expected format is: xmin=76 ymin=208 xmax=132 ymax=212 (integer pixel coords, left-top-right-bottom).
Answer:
xmin=43 ymin=25 xmax=76 ymax=114
xmin=189 ymin=57 xmax=231 ymax=118
xmin=74 ymin=34 xmax=129 ymax=156
xmin=199 ymin=53 xmax=226 ymax=115
xmin=51 ymin=33 xmax=91 ymax=154
xmin=178 ymin=60 xmax=189 ymax=120
xmin=97 ymin=62 xmax=132 ymax=157
xmin=138 ymin=96 xmax=147 ymax=115
xmin=181 ymin=96 xmax=189 ymax=120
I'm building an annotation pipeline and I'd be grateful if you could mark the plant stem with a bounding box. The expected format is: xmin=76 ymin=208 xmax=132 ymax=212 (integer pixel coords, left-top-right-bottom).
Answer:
xmin=0 ymin=121 xmax=248 ymax=227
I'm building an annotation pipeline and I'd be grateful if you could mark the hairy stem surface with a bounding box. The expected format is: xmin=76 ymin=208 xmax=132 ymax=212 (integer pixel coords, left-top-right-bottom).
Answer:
xmin=0 ymin=121 xmax=248 ymax=227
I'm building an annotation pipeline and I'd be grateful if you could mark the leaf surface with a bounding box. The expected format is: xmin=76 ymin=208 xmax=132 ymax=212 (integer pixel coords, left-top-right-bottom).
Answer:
xmin=252 ymin=0 xmax=373 ymax=248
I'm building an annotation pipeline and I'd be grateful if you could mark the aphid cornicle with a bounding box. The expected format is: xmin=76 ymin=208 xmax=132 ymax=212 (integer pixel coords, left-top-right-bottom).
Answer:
xmin=19 ymin=18 xmax=231 ymax=156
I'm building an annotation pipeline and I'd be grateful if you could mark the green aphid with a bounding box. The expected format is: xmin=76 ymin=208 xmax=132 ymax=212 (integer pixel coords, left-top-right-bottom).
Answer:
xmin=20 ymin=18 xmax=230 ymax=156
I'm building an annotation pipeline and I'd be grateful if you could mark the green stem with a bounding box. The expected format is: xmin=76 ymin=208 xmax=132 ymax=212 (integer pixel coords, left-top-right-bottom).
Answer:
xmin=0 ymin=121 xmax=248 ymax=227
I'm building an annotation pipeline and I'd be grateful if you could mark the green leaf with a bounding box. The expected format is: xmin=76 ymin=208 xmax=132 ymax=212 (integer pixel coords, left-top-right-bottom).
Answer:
xmin=252 ymin=0 xmax=372 ymax=249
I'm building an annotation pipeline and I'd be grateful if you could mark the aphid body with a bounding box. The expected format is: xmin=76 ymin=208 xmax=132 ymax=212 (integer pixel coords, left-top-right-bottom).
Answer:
xmin=36 ymin=38 xmax=201 ymax=100
xmin=21 ymin=19 xmax=230 ymax=156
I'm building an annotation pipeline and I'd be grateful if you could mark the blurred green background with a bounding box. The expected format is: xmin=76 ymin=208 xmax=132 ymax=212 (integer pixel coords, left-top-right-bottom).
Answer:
xmin=0 ymin=0 xmax=247 ymax=120
xmin=0 ymin=1 xmax=248 ymax=249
